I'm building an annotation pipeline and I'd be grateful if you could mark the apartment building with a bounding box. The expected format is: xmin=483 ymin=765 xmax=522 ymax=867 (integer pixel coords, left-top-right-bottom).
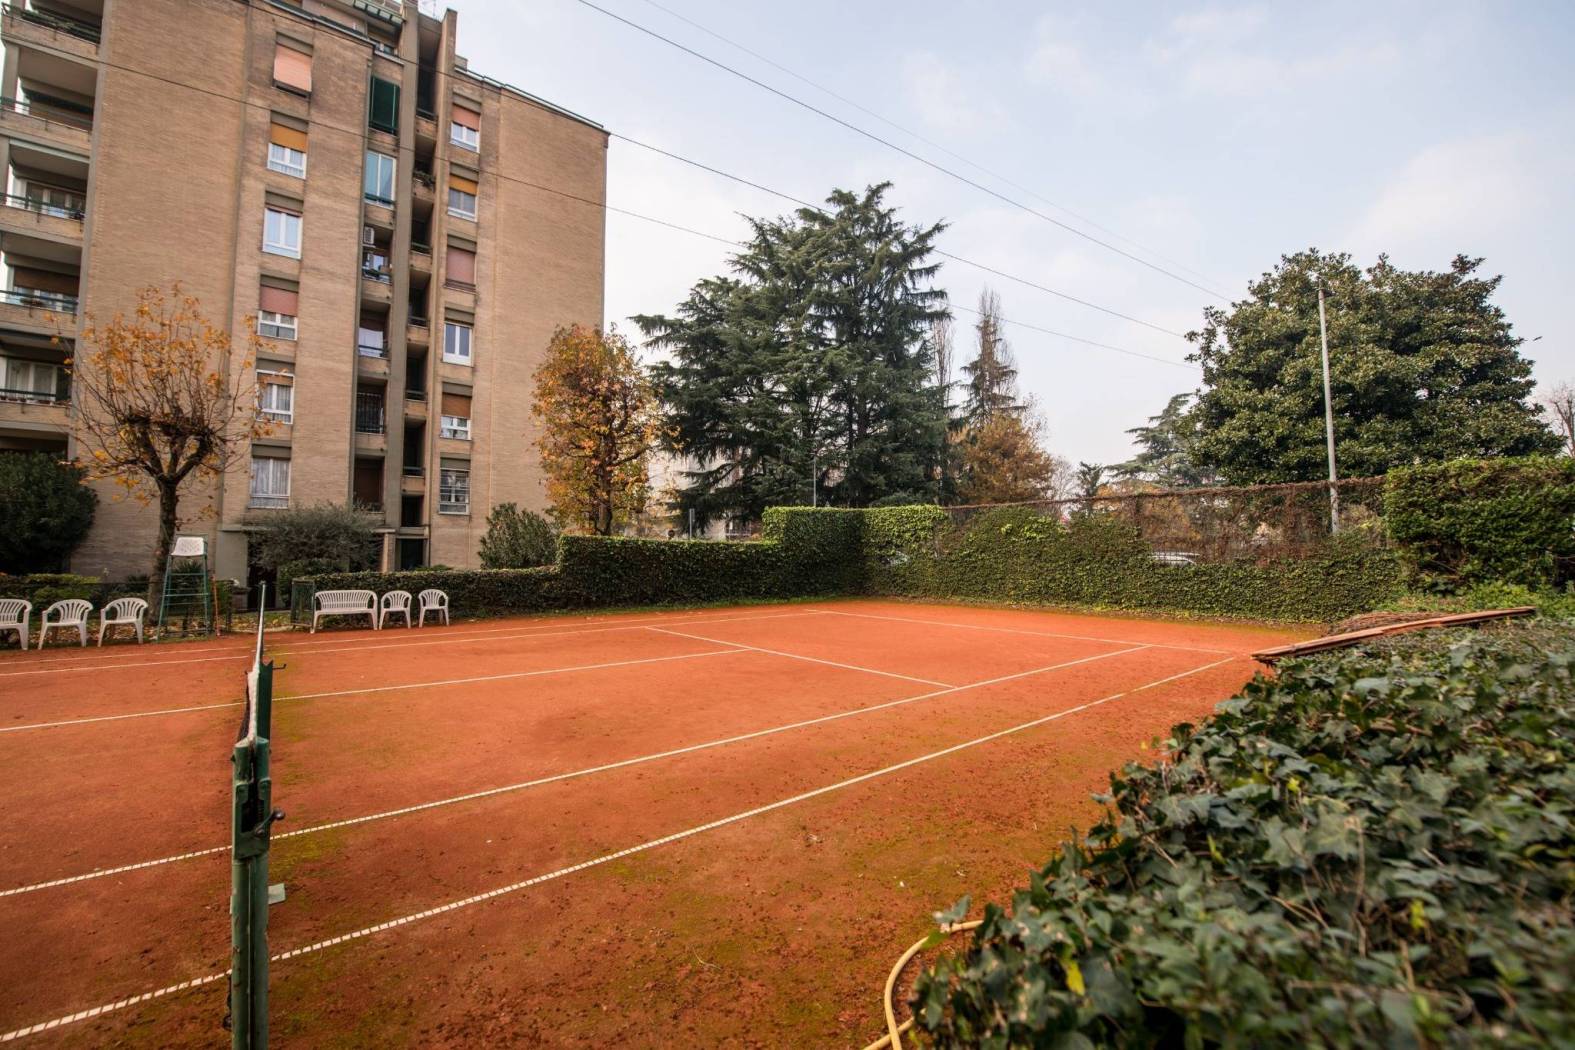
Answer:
xmin=0 ymin=0 xmax=607 ymax=587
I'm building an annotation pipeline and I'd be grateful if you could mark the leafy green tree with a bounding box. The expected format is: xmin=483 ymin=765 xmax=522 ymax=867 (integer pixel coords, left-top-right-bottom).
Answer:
xmin=1189 ymin=250 xmax=1558 ymax=483
xmin=251 ymin=502 xmax=378 ymax=586
xmin=961 ymin=287 xmax=1022 ymax=426
xmin=1075 ymin=462 xmax=1105 ymax=500
xmin=639 ymin=183 xmax=949 ymax=524
xmin=0 ymin=452 xmax=96 ymax=573
xmin=1114 ymin=392 xmax=1213 ymax=488
xmin=478 ymin=502 xmax=558 ymax=568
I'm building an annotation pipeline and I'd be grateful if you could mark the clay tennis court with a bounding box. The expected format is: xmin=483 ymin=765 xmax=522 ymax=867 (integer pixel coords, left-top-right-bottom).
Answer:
xmin=0 ymin=599 xmax=1307 ymax=1047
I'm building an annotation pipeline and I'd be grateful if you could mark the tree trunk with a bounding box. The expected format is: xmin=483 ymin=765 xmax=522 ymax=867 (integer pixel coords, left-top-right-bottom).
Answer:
xmin=147 ymin=479 xmax=179 ymax=612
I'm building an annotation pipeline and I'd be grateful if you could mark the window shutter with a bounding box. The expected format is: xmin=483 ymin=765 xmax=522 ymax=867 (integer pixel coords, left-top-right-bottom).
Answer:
xmin=440 ymin=392 xmax=471 ymax=416
xmin=273 ymin=45 xmax=312 ymax=92
xmin=445 ymin=245 xmax=476 ymax=284
xmin=451 ymin=104 xmax=480 ymax=129
xmin=369 ymin=77 xmax=400 ymax=132
xmin=449 ymin=173 xmax=478 ymax=195
xmin=259 ymin=285 xmax=298 ymax=315
xmin=269 ymin=122 xmax=308 ymax=151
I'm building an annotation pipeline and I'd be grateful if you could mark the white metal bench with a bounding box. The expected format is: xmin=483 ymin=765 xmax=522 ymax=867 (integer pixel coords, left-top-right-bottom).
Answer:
xmin=98 ymin=597 xmax=149 ymax=646
xmin=417 ymin=589 xmax=449 ymax=627
xmin=0 ymin=599 xmax=31 ymax=650
xmin=311 ymin=589 xmax=378 ymax=633
xmin=40 ymin=599 xmax=93 ymax=647
xmin=379 ymin=590 xmax=413 ymax=629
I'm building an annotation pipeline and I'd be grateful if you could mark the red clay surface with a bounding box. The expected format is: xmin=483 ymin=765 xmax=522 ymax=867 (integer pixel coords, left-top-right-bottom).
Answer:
xmin=0 ymin=599 xmax=1309 ymax=1047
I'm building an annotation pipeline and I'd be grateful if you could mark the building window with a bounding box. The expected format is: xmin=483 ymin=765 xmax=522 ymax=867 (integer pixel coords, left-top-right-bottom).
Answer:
xmin=263 ymin=206 xmax=302 ymax=258
xmin=445 ymin=244 xmax=476 ymax=287
xmin=443 ymin=321 xmax=472 ymax=365
xmin=358 ymin=320 xmax=387 ymax=359
xmin=363 ymin=151 xmax=396 ymax=205
xmin=368 ymin=76 xmax=400 ymax=133
xmin=257 ymin=370 xmax=294 ymax=424
xmin=258 ymin=310 xmax=297 ymax=340
xmin=447 ymin=173 xmax=477 ymax=220
xmin=267 ymin=121 xmax=308 ymax=178
xmin=439 ymin=414 xmax=470 ymax=441
xmin=439 ymin=392 xmax=472 ymax=439
xmin=0 ymin=357 xmax=65 ymax=403
xmin=438 ymin=465 xmax=470 ymax=514
xmin=273 ymin=43 xmax=312 ymax=94
xmin=451 ymin=104 xmax=480 ymax=150
xmin=249 ymin=455 xmax=290 ymax=509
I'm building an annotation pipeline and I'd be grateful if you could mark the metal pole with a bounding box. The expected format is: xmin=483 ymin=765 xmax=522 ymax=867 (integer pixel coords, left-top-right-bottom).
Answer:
xmin=1316 ymin=281 xmax=1340 ymax=534
xmin=811 ymin=449 xmax=817 ymax=508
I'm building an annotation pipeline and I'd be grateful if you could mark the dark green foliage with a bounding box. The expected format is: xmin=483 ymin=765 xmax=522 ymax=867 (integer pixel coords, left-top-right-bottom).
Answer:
xmin=556 ymin=536 xmax=801 ymax=606
xmin=0 ymin=453 xmax=96 ymax=573
xmin=1189 ymin=250 xmax=1558 ymax=484
xmin=1113 ymin=392 xmax=1213 ymax=487
xmin=478 ymin=503 xmax=558 ymax=569
xmin=251 ymin=503 xmax=380 ymax=590
xmin=640 ymin=183 xmax=949 ymax=525
xmin=915 ymin=623 xmax=1575 ymax=1047
xmin=0 ymin=573 xmax=230 ymax=627
xmin=306 ymin=566 xmax=567 ymax=617
xmin=882 ymin=506 xmax=1402 ymax=622
xmin=1386 ymin=456 xmax=1575 ymax=588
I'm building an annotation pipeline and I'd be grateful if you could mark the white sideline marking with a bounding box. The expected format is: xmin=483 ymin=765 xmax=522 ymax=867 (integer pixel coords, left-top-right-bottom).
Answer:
xmin=0 ymin=610 xmax=816 ymax=678
xmin=647 ymin=626 xmax=955 ymax=688
xmin=0 ymin=648 xmax=746 ymax=734
xmin=1 ymin=645 xmax=1149 ymax=897
xmin=0 ymin=654 xmax=1238 ymax=1042
xmin=810 ymin=607 xmax=1239 ymax=655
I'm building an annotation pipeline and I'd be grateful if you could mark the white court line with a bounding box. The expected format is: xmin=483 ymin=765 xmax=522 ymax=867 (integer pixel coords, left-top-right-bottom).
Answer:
xmin=808 ymin=607 xmax=1239 ymax=655
xmin=0 ymin=610 xmax=818 ymax=678
xmin=0 ymin=648 xmax=747 ymax=734
xmin=1 ymin=644 xmax=1149 ymax=897
xmin=0 ymin=654 xmax=1239 ymax=1043
xmin=647 ymin=626 xmax=955 ymax=688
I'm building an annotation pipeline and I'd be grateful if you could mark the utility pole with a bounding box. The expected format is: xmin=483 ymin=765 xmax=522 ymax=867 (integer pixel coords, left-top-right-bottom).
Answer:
xmin=1316 ymin=280 xmax=1340 ymax=534
xmin=811 ymin=448 xmax=817 ymax=507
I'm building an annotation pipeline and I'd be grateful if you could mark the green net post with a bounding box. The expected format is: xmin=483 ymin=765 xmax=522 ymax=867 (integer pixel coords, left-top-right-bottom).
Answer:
xmin=230 ymin=587 xmax=279 ymax=1048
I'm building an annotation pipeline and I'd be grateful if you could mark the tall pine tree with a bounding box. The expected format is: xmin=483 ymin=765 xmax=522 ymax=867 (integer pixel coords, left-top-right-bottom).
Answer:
xmin=639 ymin=183 xmax=949 ymax=523
xmin=961 ymin=288 xmax=1022 ymax=425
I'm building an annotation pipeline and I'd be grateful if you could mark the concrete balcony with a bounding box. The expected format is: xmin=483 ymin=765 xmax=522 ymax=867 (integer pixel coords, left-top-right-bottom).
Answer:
xmin=400 ymin=468 xmax=426 ymax=494
xmin=0 ymin=288 xmax=77 ymax=332
xmin=406 ymin=318 xmax=430 ymax=346
xmin=0 ymin=97 xmax=91 ymax=154
xmin=0 ymin=193 xmax=83 ymax=244
xmin=402 ymin=393 xmax=427 ymax=419
xmin=0 ymin=357 xmax=70 ymax=448
xmin=0 ymin=5 xmax=101 ymax=62
xmin=409 ymin=245 xmax=432 ymax=276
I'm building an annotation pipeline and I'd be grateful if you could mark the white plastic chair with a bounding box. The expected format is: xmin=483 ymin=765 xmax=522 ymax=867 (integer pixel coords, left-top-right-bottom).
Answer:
xmin=379 ymin=590 xmax=413 ymax=629
xmin=0 ymin=599 xmax=30 ymax=650
xmin=417 ymin=588 xmax=449 ymax=627
xmin=40 ymin=599 xmax=92 ymax=648
xmin=98 ymin=597 xmax=148 ymax=646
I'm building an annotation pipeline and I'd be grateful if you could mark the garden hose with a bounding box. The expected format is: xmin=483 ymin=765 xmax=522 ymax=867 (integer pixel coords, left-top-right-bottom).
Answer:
xmin=860 ymin=919 xmax=982 ymax=1050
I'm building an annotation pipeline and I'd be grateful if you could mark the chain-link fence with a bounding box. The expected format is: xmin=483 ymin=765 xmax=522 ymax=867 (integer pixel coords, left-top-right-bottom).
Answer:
xmin=943 ymin=477 xmax=1387 ymax=564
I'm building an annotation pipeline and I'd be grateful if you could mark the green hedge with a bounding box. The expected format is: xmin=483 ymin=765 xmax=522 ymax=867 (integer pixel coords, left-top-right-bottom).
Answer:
xmin=0 ymin=573 xmax=234 ymax=628
xmin=878 ymin=507 xmax=1403 ymax=622
xmin=302 ymin=566 xmax=568 ymax=617
xmin=1386 ymin=456 xmax=1575 ymax=588
xmin=915 ymin=622 xmax=1575 ymax=1046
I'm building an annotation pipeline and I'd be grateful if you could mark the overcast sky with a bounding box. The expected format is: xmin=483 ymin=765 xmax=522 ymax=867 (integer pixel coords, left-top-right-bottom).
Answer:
xmin=451 ymin=0 xmax=1575 ymax=466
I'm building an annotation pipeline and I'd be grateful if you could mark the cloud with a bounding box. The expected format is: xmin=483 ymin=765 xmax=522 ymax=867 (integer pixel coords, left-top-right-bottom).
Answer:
xmin=1023 ymin=15 xmax=1102 ymax=96
xmin=900 ymin=50 xmax=1009 ymax=136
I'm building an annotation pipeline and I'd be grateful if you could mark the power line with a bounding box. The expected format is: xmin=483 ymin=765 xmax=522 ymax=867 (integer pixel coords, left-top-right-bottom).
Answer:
xmin=630 ymin=0 xmax=1221 ymax=290
xmin=612 ymin=133 xmax=1187 ymax=338
xmin=950 ymin=303 xmax=1197 ymax=371
xmin=574 ymin=0 xmax=1230 ymax=301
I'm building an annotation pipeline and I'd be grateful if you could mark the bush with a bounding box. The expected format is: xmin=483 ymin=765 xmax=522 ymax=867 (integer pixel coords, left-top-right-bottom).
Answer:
xmin=1386 ymin=456 xmax=1575 ymax=589
xmin=0 ymin=453 xmax=96 ymax=574
xmin=306 ymin=567 xmax=567 ymax=617
xmin=915 ymin=623 xmax=1575 ymax=1046
xmin=251 ymin=503 xmax=380 ymax=592
xmin=478 ymin=503 xmax=558 ymax=568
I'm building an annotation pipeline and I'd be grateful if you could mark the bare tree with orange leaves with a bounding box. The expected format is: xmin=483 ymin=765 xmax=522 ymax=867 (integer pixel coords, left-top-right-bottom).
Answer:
xmin=531 ymin=324 xmax=662 ymax=536
xmin=70 ymin=284 xmax=272 ymax=595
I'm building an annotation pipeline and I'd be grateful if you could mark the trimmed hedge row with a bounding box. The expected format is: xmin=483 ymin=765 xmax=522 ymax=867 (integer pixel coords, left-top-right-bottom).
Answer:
xmin=1385 ymin=456 xmax=1575 ymax=588
xmin=877 ymin=507 xmax=1403 ymax=623
xmin=914 ymin=621 xmax=1575 ymax=1046
xmin=0 ymin=573 xmax=234 ymax=618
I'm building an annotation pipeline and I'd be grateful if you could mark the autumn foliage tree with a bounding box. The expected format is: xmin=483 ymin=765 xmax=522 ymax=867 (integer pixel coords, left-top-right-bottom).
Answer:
xmin=71 ymin=285 xmax=270 ymax=596
xmin=531 ymin=324 xmax=663 ymax=535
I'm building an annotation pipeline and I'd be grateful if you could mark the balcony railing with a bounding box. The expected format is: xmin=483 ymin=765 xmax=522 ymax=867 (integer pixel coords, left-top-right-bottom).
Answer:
xmin=0 ymin=287 xmax=78 ymax=313
xmin=2 ymin=192 xmax=84 ymax=221
xmin=355 ymin=391 xmax=385 ymax=434
xmin=0 ymin=4 xmax=101 ymax=43
xmin=0 ymin=95 xmax=93 ymax=131
xmin=402 ymin=463 xmax=424 ymax=477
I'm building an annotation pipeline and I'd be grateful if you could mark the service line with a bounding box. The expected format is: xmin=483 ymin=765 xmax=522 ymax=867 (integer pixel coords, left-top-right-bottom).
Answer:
xmin=2 ymin=644 xmax=1148 ymax=897
xmin=809 ymin=607 xmax=1241 ymax=655
xmin=0 ymin=654 xmax=1238 ymax=1042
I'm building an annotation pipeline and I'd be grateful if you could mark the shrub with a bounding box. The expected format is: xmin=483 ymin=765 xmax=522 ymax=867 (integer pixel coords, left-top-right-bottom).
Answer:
xmin=251 ymin=503 xmax=380 ymax=591
xmin=1386 ymin=456 xmax=1575 ymax=588
xmin=478 ymin=503 xmax=558 ymax=568
xmin=307 ymin=567 xmax=567 ymax=617
xmin=0 ymin=453 xmax=96 ymax=574
xmin=915 ymin=623 xmax=1575 ymax=1046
